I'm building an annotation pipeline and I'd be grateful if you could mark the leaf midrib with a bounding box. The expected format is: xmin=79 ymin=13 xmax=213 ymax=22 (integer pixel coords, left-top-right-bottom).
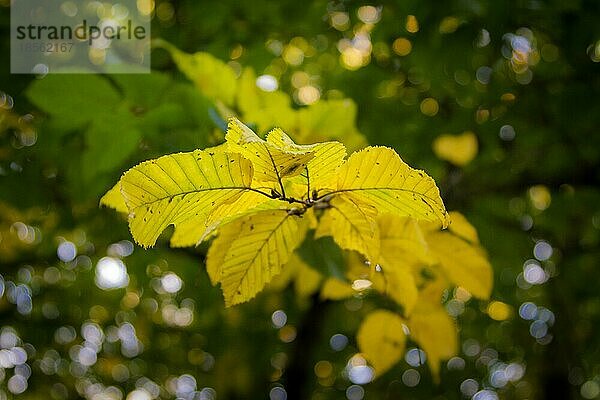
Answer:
xmin=128 ymin=186 xmax=265 ymax=210
xmin=226 ymin=212 xmax=293 ymax=300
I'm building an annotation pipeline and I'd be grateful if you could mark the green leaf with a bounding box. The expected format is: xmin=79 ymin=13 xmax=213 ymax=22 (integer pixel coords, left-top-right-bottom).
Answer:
xmin=81 ymin=109 xmax=141 ymax=182
xmin=297 ymin=233 xmax=346 ymax=281
xmin=26 ymin=75 xmax=121 ymax=131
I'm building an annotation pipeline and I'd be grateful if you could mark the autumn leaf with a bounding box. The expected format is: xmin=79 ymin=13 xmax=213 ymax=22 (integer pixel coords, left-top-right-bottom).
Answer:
xmin=236 ymin=68 xmax=296 ymax=133
xmin=226 ymin=118 xmax=315 ymax=183
xmin=424 ymin=213 xmax=493 ymax=299
xmin=155 ymin=40 xmax=238 ymax=106
xmin=99 ymin=182 xmax=128 ymax=213
xmin=206 ymin=209 xmax=304 ymax=306
xmin=407 ymin=303 xmax=458 ymax=382
xmin=332 ymin=147 xmax=449 ymax=227
xmin=292 ymin=255 xmax=323 ymax=298
xmin=377 ymin=216 xmax=429 ymax=315
xmin=447 ymin=210 xmax=480 ymax=243
xmin=111 ymin=148 xmax=260 ymax=248
xmin=320 ymin=277 xmax=355 ymax=300
xmin=432 ymin=131 xmax=478 ymax=166
xmin=357 ymin=310 xmax=407 ymax=376
xmin=268 ymin=248 xmax=323 ymax=298
xmin=101 ymin=119 xmax=454 ymax=310
xmin=295 ymin=99 xmax=367 ymax=151
xmin=315 ymin=196 xmax=380 ymax=262
xmin=266 ymin=127 xmax=346 ymax=190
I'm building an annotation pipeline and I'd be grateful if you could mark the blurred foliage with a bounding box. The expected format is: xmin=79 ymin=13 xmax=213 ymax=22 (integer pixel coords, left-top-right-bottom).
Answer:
xmin=1 ymin=1 xmax=600 ymax=400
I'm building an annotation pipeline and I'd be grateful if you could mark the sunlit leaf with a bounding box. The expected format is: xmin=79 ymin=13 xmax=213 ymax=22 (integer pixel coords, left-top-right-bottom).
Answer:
xmin=379 ymin=215 xmax=430 ymax=267
xmin=100 ymin=182 xmax=128 ymax=213
xmin=119 ymin=149 xmax=259 ymax=247
xmin=384 ymin=266 xmax=419 ymax=316
xmin=377 ymin=215 xmax=429 ymax=314
xmin=237 ymin=68 xmax=297 ymax=133
xmin=293 ymin=256 xmax=323 ymax=298
xmin=207 ymin=210 xmax=304 ymax=306
xmin=266 ymin=127 xmax=346 ymax=191
xmin=315 ymin=196 xmax=379 ymax=262
xmin=447 ymin=211 xmax=480 ymax=244
xmin=357 ymin=310 xmax=407 ymax=377
xmin=407 ymin=304 xmax=458 ymax=382
xmin=226 ymin=118 xmax=315 ymax=182
xmin=426 ymin=230 xmax=493 ymax=299
xmin=169 ymin=216 xmax=208 ymax=248
xmin=320 ymin=278 xmax=355 ymax=300
xmin=295 ymin=99 xmax=366 ymax=151
xmin=158 ymin=41 xmax=238 ymax=106
xmin=432 ymin=131 xmax=478 ymax=166
xmin=334 ymin=147 xmax=449 ymax=226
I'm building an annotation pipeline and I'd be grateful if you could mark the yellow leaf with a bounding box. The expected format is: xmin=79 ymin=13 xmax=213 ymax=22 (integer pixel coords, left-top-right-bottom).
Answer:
xmin=226 ymin=118 xmax=315 ymax=182
xmin=159 ymin=42 xmax=237 ymax=106
xmin=432 ymin=131 xmax=478 ymax=166
xmin=267 ymin=254 xmax=298 ymax=291
xmin=266 ymin=127 xmax=346 ymax=190
xmin=304 ymin=208 xmax=318 ymax=229
xmin=295 ymin=99 xmax=367 ymax=151
xmin=170 ymin=195 xmax=281 ymax=248
xmin=169 ymin=216 xmax=206 ymax=248
xmin=379 ymin=216 xmax=430 ymax=266
xmin=236 ymin=68 xmax=297 ymax=133
xmin=416 ymin=271 xmax=450 ymax=313
xmin=343 ymin=252 xmax=386 ymax=295
xmin=100 ymin=182 xmax=128 ymax=213
xmin=267 ymin=252 xmax=322 ymax=297
xmin=384 ymin=266 xmax=419 ymax=316
xmin=207 ymin=210 xmax=304 ymax=306
xmin=448 ymin=211 xmax=480 ymax=244
xmin=320 ymin=278 xmax=355 ymax=300
xmin=407 ymin=305 xmax=458 ymax=382
xmin=293 ymin=256 xmax=323 ymax=298
xmin=426 ymin=230 xmax=493 ymax=299
xmin=205 ymin=194 xmax=279 ymax=232
xmin=119 ymin=149 xmax=261 ymax=248
xmin=334 ymin=147 xmax=449 ymax=227
xmin=377 ymin=215 xmax=430 ymax=314
xmin=315 ymin=196 xmax=380 ymax=262
xmin=357 ymin=310 xmax=406 ymax=377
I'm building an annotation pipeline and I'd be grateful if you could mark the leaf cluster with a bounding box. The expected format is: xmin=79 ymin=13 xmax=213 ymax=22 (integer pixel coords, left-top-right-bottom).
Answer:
xmin=102 ymin=118 xmax=448 ymax=304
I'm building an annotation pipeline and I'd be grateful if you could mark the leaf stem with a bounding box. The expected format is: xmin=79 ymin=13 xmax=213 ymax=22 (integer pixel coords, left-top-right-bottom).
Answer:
xmin=305 ymin=167 xmax=311 ymax=202
xmin=265 ymin=147 xmax=287 ymax=199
